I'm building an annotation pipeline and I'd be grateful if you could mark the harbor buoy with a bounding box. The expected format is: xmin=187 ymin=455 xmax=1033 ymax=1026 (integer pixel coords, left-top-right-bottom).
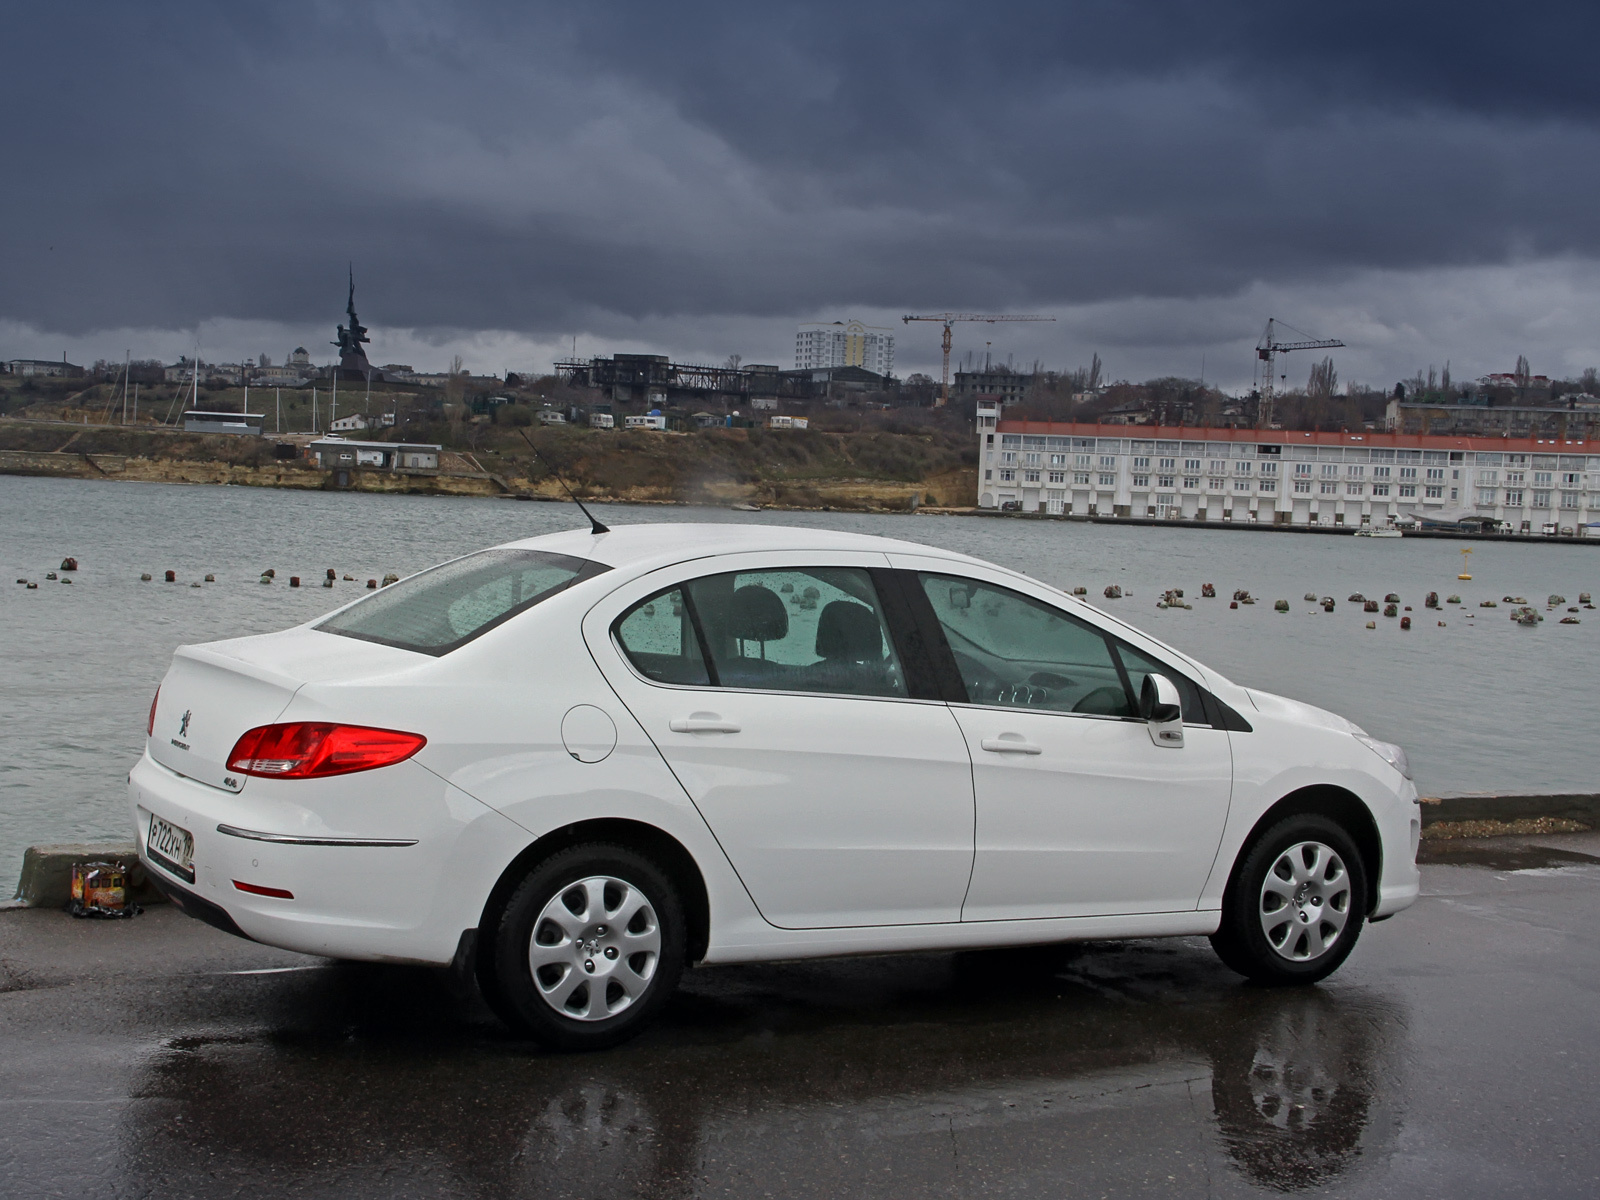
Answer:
xmin=46 ymin=572 xmax=58 ymax=580
xmin=262 ymin=569 xmax=275 ymax=578
xmin=1275 ymin=599 xmax=1289 ymax=612
xmin=140 ymin=573 xmax=152 ymax=581
xmin=164 ymin=570 xmax=175 ymax=583
xmin=1458 ymin=547 xmax=1473 ymax=580
xmin=259 ymin=574 xmax=272 ymax=584
xmin=1104 ymin=585 xmax=1122 ymax=599
xmin=1303 ymin=592 xmax=1317 ymax=602
xmin=1321 ymin=597 xmax=1335 ymax=612
xmin=1480 ymin=600 xmax=1497 ymax=608
xmin=322 ymin=577 xmax=334 ymax=588
xmin=1446 ymin=595 xmax=1461 ymax=604
xmin=343 ymin=574 xmax=355 ymax=582
xmin=367 ymin=579 xmax=377 ymax=589
xmin=1202 ymin=584 xmax=1216 ymax=598
xmin=26 ymin=582 xmax=37 ymax=589
xmin=290 ymin=576 xmax=301 ymax=588
xmin=1384 ymin=603 xmax=1398 ymax=618
xmin=14 ymin=578 xmax=25 ymax=585
xmin=1438 ymin=621 xmax=1446 ymax=626
xmin=1549 ymin=594 xmax=1566 ymax=606
xmin=1072 ymin=586 xmax=1087 ymax=596
xmin=60 ymin=557 xmax=78 ymax=571
xmin=326 ymin=569 xmax=337 ymax=581
xmin=1580 ymin=592 xmax=1592 ymax=605
xmin=61 ymin=577 xmax=72 ymax=584
xmin=1561 ymin=617 xmax=1581 ymax=624
xmin=1425 ymin=592 xmax=1439 ymax=608
xmin=1348 ymin=593 xmax=1366 ymax=603
xmin=1229 ymin=600 xmax=1238 ymax=609
xmin=1400 ymin=616 xmax=1412 ymax=630
xmin=1384 ymin=593 xmax=1399 ymax=604
xmin=204 ymin=574 xmax=215 ymax=583
xmin=382 ymin=573 xmax=399 ymax=587
xmin=190 ymin=582 xmax=201 ymax=589
xmin=1363 ymin=599 xmax=1379 ymax=613
xmin=1365 ymin=621 xmax=1376 ymax=629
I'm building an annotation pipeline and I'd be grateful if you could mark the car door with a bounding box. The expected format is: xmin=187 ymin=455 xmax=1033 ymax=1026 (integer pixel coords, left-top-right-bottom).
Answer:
xmin=888 ymin=558 xmax=1233 ymax=921
xmin=583 ymin=552 xmax=975 ymax=930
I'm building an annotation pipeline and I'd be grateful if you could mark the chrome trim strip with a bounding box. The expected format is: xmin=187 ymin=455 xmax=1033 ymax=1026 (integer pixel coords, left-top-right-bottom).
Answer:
xmin=216 ymin=823 xmax=418 ymax=848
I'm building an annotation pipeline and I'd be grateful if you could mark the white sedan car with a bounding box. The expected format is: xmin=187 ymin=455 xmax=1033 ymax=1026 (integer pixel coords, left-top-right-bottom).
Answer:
xmin=131 ymin=524 xmax=1420 ymax=1049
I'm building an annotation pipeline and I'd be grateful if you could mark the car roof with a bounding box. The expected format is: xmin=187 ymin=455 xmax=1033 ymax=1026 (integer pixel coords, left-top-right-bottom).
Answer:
xmin=499 ymin=521 xmax=992 ymax=575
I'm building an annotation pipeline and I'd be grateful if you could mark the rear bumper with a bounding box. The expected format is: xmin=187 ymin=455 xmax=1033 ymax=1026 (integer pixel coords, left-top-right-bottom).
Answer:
xmin=128 ymin=750 xmax=533 ymax=965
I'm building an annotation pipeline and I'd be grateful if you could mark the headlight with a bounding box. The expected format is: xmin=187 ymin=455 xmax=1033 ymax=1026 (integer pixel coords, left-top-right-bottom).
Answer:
xmin=1354 ymin=733 xmax=1411 ymax=779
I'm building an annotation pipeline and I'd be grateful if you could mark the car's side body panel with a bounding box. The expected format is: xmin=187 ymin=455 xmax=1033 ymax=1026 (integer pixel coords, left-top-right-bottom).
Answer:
xmin=579 ymin=551 xmax=979 ymax=930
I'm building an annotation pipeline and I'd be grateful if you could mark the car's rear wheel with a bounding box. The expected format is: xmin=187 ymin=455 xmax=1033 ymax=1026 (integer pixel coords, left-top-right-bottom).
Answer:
xmin=490 ymin=843 xmax=685 ymax=1050
xmin=1211 ymin=813 xmax=1367 ymax=985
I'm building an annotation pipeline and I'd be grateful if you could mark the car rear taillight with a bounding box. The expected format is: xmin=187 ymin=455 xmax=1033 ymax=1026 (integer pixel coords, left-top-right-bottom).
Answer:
xmin=147 ymin=686 xmax=160 ymax=737
xmin=225 ymin=723 xmax=426 ymax=779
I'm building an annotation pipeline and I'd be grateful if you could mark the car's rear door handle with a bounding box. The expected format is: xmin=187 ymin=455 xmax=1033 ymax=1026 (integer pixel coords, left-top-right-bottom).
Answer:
xmin=670 ymin=714 xmax=741 ymax=734
xmin=981 ymin=734 xmax=1042 ymax=755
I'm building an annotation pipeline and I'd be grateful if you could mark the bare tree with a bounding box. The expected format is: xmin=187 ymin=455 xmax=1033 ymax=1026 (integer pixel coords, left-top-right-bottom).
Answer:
xmin=1515 ymin=354 xmax=1531 ymax=387
xmin=1087 ymin=352 xmax=1102 ymax=393
xmin=1440 ymin=360 xmax=1451 ymax=394
xmin=1307 ymin=356 xmax=1338 ymax=402
xmin=723 ymin=354 xmax=743 ymax=371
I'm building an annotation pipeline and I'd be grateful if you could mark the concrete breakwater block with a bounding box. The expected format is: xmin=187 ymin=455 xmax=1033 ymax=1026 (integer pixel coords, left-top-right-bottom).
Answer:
xmin=12 ymin=843 xmax=166 ymax=908
xmin=1420 ymin=793 xmax=1600 ymax=828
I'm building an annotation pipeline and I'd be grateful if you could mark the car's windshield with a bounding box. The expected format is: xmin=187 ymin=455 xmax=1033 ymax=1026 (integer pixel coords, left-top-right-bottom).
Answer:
xmin=317 ymin=548 xmax=608 ymax=655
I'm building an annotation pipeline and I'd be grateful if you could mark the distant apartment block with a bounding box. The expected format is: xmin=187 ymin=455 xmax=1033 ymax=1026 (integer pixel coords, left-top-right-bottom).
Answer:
xmin=976 ymin=397 xmax=1600 ymax=531
xmin=795 ymin=320 xmax=894 ymax=376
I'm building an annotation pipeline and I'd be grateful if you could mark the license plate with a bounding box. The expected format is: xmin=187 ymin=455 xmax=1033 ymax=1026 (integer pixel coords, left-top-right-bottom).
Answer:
xmin=147 ymin=814 xmax=195 ymax=883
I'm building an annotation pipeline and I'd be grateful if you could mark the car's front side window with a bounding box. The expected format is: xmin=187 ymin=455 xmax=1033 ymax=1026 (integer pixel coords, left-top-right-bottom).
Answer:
xmin=679 ymin=567 xmax=908 ymax=698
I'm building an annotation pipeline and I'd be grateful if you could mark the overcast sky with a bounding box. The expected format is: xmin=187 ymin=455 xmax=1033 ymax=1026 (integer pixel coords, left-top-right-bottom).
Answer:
xmin=6 ymin=1 xmax=1600 ymax=391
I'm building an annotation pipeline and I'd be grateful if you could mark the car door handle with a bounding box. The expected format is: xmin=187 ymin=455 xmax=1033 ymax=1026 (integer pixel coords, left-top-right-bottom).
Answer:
xmin=981 ymin=734 xmax=1042 ymax=755
xmin=669 ymin=714 xmax=741 ymax=734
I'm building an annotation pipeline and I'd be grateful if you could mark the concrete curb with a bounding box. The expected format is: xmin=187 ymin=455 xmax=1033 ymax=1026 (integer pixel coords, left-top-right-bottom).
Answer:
xmin=10 ymin=794 xmax=1597 ymax=908
xmin=1420 ymin=794 xmax=1600 ymax=827
xmin=11 ymin=843 xmax=166 ymax=909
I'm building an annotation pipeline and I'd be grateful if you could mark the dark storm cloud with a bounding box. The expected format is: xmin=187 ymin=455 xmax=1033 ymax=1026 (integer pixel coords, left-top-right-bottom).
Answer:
xmin=5 ymin=1 xmax=1600 ymax=345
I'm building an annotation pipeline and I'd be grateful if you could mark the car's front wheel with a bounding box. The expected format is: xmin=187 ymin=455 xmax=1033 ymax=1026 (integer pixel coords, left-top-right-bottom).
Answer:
xmin=1211 ymin=813 xmax=1367 ymax=985
xmin=490 ymin=843 xmax=686 ymax=1050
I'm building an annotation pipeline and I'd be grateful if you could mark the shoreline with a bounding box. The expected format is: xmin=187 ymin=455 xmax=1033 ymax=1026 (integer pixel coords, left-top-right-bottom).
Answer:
xmin=5 ymin=452 xmax=1598 ymax=543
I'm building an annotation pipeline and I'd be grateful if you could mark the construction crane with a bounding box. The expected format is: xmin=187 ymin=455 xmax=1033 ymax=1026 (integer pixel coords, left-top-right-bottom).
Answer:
xmin=901 ymin=313 xmax=1055 ymax=407
xmin=1256 ymin=318 xmax=1344 ymax=428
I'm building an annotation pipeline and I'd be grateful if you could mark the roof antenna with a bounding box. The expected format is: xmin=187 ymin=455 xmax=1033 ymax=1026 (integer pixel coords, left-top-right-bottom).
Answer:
xmin=518 ymin=429 xmax=609 ymax=534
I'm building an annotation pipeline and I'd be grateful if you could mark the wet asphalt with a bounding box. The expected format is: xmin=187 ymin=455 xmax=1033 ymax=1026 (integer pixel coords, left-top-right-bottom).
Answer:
xmin=4 ymin=836 xmax=1600 ymax=1199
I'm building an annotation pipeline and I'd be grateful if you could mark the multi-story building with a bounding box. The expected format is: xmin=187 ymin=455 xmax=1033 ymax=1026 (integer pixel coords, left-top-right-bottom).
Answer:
xmin=951 ymin=368 xmax=1036 ymax=403
xmin=6 ymin=358 xmax=84 ymax=378
xmin=976 ymin=398 xmax=1600 ymax=530
xmin=795 ymin=320 xmax=894 ymax=376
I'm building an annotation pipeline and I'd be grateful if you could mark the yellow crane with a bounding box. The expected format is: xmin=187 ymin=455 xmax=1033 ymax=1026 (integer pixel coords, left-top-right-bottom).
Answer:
xmin=901 ymin=313 xmax=1055 ymax=407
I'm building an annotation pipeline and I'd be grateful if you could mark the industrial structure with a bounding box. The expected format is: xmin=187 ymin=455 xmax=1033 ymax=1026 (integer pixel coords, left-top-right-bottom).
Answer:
xmin=902 ymin=313 xmax=1054 ymax=406
xmin=554 ymin=353 xmax=894 ymax=409
xmin=1255 ymin=318 xmax=1344 ymax=428
xmin=976 ymin=397 xmax=1599 ymax=531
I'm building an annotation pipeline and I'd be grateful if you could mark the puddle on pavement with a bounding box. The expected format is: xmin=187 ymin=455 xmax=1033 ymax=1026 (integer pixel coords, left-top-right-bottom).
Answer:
xmin=109 ymin=941 xmax=1409 ymax=1197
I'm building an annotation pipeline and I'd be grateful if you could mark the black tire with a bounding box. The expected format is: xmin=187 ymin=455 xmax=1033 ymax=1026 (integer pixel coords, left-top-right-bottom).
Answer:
xmin=489 ymin=843 xmax=686 ymax=1051
xmin=1211 ymin=813 xmax=1368 ymax=986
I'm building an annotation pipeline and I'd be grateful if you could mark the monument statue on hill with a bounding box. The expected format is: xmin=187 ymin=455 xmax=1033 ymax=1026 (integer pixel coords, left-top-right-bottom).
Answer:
xmin=332 ymin=266 xmax=374 ymax=381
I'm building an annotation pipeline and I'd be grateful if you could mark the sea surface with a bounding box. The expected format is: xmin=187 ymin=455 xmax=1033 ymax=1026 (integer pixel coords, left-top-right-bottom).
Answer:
xmin=4 ymin=474 xmax=1598 ymax=890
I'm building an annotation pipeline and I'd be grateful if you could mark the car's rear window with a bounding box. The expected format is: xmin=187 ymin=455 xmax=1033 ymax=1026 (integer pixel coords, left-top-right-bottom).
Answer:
xmin=317 ymin=548 xmax=609 ymax=655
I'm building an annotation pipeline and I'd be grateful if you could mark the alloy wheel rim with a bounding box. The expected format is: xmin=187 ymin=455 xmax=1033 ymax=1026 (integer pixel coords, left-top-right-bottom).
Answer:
xmin=529 ymin=875 xmax=661 ymax=1021
xmin=1258 ymin=841 xmax=1351 ymax=962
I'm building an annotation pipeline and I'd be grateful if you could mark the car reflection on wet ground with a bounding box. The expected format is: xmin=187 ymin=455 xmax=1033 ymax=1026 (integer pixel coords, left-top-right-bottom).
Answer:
xmin=4 ymin=836 xmax=1599 ymax=1199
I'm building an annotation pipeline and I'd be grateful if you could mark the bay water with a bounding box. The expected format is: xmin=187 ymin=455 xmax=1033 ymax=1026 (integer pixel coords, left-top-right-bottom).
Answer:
xmin=4 ymin=474 xmax=1596 ymax=890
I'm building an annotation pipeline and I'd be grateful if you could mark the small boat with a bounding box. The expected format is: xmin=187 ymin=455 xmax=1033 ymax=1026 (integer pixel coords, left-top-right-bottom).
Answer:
xmin=1353 ymin=527 xmax=1402 ymax=538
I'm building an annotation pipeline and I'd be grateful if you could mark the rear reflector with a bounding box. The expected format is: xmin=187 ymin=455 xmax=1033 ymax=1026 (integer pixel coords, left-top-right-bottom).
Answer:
xmin=233 ymin=880 xmax=294 ymax=899
xmin=147 ymin=686 xmax=160 ymax=737
xmin=226 ymin=723 xmax=427 ymax=779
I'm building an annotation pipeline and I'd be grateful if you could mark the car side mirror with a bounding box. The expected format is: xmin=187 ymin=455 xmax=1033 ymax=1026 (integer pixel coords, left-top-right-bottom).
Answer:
xmin=1140 ymin=673 xmax=1184 ymax=747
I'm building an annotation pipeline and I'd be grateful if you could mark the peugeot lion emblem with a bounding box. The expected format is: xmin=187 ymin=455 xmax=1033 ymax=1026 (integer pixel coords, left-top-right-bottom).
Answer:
xmin=178 ymin=709 xmax=192 ymax=738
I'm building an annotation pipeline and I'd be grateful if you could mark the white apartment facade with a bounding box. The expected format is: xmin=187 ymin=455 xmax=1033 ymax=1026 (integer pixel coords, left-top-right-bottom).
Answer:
xmin=975 ymin=398 xmax=1600 ymax=529
xmin=795 ymin=320 xmax=895 ymax=376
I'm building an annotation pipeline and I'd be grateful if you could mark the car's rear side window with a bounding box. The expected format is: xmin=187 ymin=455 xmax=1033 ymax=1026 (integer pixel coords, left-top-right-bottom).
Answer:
xmin=614 ymin=588 xmax=712 ymax=686
xmin=318 ymin=549 xmax=608 ymax=655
